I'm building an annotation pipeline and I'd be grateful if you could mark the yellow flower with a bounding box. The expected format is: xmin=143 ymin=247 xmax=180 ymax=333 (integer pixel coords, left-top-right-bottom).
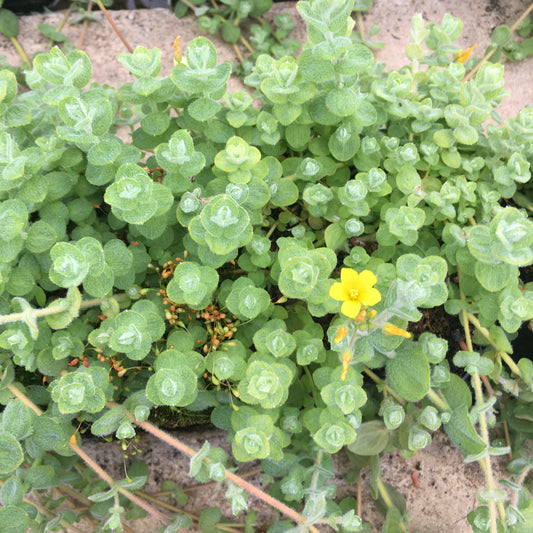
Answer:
xmin=383 ymin=323 xmax=411 ymax=339
xmin=329 ymin=268 xmax=381 ymax=319
xmin=454 ymin=43 xmax=477 ymax=63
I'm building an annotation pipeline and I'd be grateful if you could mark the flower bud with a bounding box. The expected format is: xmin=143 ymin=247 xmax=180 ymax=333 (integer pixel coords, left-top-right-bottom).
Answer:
xmin=334 ymin=326 xmax=348 ymax=344
xmin=383 ymin=323 xmax=411 ymax=338
xmin=340 ymin=349 xmax=353 ymax=381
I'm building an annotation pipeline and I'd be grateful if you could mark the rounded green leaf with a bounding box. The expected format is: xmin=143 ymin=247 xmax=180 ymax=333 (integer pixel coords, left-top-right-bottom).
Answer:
xmin=347 ymin=420 xmax=390 ymax=456
xmin=0 ymin=434 xmax=24 ymax=474
xmin=87 ymin=137 xmax=122 ymax=166
xmin=49 ymin=242 xmax=90 ymax=287
xmin=226 ymin=284 xmax=270 ymax=320
xmin=233 ymin=427 xmax=270 ymax=462
xmin=2 ymin=399 xmax=33 ymax=441
xmin=313 ymin=420 xmax=356 ymax=454
xmin=119 ymin=46 xmax=161 ymax=78
xmin=0 ymin=9 xmax=19 ymax=38
xmin=396 ymin=165 xmax=421 ymax=195
xmin=146 ymin=367 xmax=198 ymax=406
xmin=475 ymin=262 xmax=516 ymax=292
xmin=386 ymin=344 xmax=430 ymax=402
xmin=0 ymin=199 xmax=27 ymax=241
xmin=326 ymin=87 xmax=358 ymax=117
xmin=23 ymin=465 xmax=56 ymax=489
xmin=167 ymin=261 xmax=219 ymax=309
xmin=0 ymin=476 xmax=24 ymax=506
xmin=195 ymin=194 xmax=253 ymax=254
xmin=0 ymin=505 xmax=29 ymax=533
xmin=188 ymin=97 xmax=221 ymax=122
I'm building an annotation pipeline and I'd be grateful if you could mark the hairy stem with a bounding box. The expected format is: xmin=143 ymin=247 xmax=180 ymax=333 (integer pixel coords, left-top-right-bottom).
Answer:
xmin=460 ymin=306 xmax=506 ymax=528
xmin=117 ymin=404 xmax=321 ymax=532
xmin=466 ymin=312 xmax=522 ymax=379
xmin=0 ymin=293 xmax=130 ymax=326
xmin=9 ymin=36 xmax=30 ymax=66
xmin=6 ymin=384 xmax=173 ymax=527
xmin=426 ymin=388 xmax=450 ymax=411
xmin=363 ymin=367 xmax=406 ymax=405
xmin=377 ymin=478 xmax=407 ymax=532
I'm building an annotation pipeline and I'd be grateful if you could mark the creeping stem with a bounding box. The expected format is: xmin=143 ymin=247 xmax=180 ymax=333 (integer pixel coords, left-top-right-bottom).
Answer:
xmin=463 ymin=1 xmax=533 ymax=82
xmin=0 ymin=293 xmax=130 ymax=326
xmin=377 ymin=477 xmax=407 ymax=532
xmin=116 ymin=403 xmax=322 ymax=532
xmin=466 ymin=312 xmax=523 ymax=379
xmin=6 ymin=384 xmax=173 ymax=527
xmin=458 ymin=273 xmax=506 ymax=529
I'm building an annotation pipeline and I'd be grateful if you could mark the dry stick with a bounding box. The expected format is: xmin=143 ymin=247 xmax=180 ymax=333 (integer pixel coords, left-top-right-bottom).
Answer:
xmin=78 ymin=0 xmax=94 ymax=50
xmin=181 ymin=0 xmax=198 ymax=11
xmin=135 ymin=491 xmax=243 ymax=533
xmin=69 ymin=440 xmax=173 ymax=526
xmin=123 ymin=523 xmax=136 ymax=533
xmin=7 ymin=384 xmax=173 ymax=528
xmin=463 ymin=1 xmax=533 ymax=82
xmin=95 ymin=0 xmax=133 ymax=53
xmin=25 ymin=493 xmax=86 ymax=533
xmin=120 ymin=408 xmax=321 ymax=532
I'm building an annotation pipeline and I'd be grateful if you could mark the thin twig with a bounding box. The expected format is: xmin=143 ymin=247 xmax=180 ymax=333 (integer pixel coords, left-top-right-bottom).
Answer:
xmin=233 ymin=42 xmax=244 ymax=63
xmin=78 ymin=0 xmax=94 ymax=50
xmin=95 ymin=0 xmax=133 ymax=53
xmin=6 ymin=386 xmax=173 ymax=528
xmin=118 ymin=406 xmax=321 ymax=532
xmin=463 ymin=1 xmax=533 ymax=82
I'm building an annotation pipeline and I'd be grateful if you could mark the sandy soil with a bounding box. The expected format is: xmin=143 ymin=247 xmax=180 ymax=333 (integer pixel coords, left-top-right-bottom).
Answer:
xmin=0 ymin=1 xmax=530 ymax=531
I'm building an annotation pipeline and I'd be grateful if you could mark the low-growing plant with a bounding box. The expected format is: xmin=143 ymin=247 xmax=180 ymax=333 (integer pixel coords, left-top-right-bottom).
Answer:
xmin=0 ymin=0 xmax=532 ymax=531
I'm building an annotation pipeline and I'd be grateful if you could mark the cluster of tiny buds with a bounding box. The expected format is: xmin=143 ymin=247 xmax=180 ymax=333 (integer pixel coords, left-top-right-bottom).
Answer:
xmin=159 ymin=288 xmax=238 ymax=354
xmin=96 ymin=352 xmax=126 ymax=378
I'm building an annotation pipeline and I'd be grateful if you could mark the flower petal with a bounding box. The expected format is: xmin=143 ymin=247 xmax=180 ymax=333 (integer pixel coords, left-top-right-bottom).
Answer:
xmin=340 ymin=268 xmax=359 ymax=289
xmin=341 ymin=300 xmax=361 ymax=319
xmin=358 ymin=270 xmax=377 ymax=288
xmin=329 ymin=282 xmax=347 ymax=301
xmin=360 ymin=287 xmax=382 ymax=306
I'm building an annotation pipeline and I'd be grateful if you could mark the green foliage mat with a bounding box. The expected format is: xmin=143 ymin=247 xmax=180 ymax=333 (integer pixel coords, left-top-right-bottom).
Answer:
xmin=0 ymin=0 xmax=532 ymax=531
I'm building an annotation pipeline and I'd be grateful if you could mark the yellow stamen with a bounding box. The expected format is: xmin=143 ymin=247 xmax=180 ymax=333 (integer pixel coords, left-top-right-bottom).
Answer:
xmin=454 ymin=43 xmax=477 ymax=63
xmin=383 ymin=323 xmax=411 ymax=338
xmin=341 ymin=349 xmax=352 ymax=381
xmin=334 ymin=326 xmax=348 ymax=344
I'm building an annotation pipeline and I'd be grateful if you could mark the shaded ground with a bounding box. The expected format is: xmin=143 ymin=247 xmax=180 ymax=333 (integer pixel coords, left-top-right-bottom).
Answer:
xmin=0 ymin=1 xmax=531 ymax=531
